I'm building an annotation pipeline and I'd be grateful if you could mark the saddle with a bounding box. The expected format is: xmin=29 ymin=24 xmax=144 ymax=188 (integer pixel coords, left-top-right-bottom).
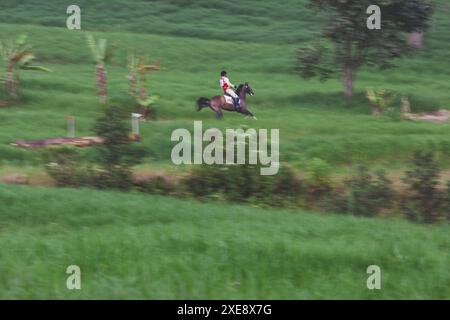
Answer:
xmin=223 ymin=95 xmax=235 ymax=106
xmin=223 ymin=93 xmax=240 ymax=109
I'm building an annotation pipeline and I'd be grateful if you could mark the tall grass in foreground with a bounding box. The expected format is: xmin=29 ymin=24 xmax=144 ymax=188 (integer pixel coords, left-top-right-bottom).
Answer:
xmin=0 ymin=184 xmax=448 ymax=299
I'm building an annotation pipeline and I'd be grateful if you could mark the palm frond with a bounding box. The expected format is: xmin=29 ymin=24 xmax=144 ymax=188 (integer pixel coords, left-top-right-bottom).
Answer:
xmin=15 ymin=34 xmax=28 ymax=46
xmin=20 ymin=65 xmax=52 ymax=72
xmin=86 ymin=34 xmax=100 ymax=63
xmin=137 ymin=95 xmax=159 ymax=107
xmin=97 ymin=38 xmax=107 ymax=61
xmin=13 ymin=51 xmax=34 ymax=63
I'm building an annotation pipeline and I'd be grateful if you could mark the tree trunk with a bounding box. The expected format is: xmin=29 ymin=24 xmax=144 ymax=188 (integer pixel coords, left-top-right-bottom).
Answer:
xmin=96 ymin=63 xmax=107 ymax=104
xmin=407 ymin=31 xmax=424 ymax=49
xmin=342 ymin=65 xmax=355 ymax=100
xmin=5 ymin=64 xmax=17 ymax=97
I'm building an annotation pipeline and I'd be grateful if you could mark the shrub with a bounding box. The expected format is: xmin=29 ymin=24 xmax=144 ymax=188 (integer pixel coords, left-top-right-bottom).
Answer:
xmin=268 ymin=165 xmax=302 ymax=206
xmin=365 ymin=88 xmax=397 ymax=116
xmin=42 ymin=147 xmax=87 ymax=187
xmin=320 ymin=189 xmax=349 ymax=214
xmin=134 ymin=174 xmax=177 ymax=195
xmin=346 ymin=166 xmax=395 ymax=217
xmin=402 ymin=151 xmax=445 ymax=223
xmin=182 ymin=165 xmax=227 ymax=198
xmin=182 ymin=163 xmax=301 ymax=207
xmin=320 ymin=166 xmax=395 ymax=217
xmin=93 ymin=106 xmax=146 ymax=190
xmin=43 ymin=106 xmax=146 ymax=191
xmin=304 ymin=158 xmax=332 ymax=201
xmin=383 ymin=105 xmax=402 ymax=122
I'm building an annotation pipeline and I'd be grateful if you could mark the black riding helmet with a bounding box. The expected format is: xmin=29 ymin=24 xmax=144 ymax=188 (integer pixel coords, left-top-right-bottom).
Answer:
xmin=221 ymin=71 xmax=227 ymax=77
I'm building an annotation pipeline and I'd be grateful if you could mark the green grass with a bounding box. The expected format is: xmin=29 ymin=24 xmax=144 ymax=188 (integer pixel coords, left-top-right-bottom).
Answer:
xmin=0 ymin=1 xmax=449 ymax=170
xmin=0 ymin=0 xmax=322 ymax=44
xmin=0 ymin=1 xmax=449 ymax=299
xmin=0 ymin=18 xmax=449 ymax=170
xmin=0 ymin=183 xmax=448 ymax=299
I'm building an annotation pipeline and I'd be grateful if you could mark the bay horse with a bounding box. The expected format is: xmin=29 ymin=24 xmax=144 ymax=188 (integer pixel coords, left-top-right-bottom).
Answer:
xmin=197 ymin=83 xmax=256 ymax=119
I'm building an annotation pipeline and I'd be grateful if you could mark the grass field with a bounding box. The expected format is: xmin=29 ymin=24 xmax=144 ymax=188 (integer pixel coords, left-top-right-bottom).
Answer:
xmin=0 ymin=0 xmax=449 ymax=171
xmin=0 ymin=184 xmax=448 ymax=299
xmin=0 ymin=0 xmax=449 ymax=299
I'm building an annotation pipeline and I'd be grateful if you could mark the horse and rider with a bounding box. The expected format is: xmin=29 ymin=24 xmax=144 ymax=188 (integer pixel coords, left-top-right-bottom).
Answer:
xmin=197 ymin=70 xmax=256 ymax=119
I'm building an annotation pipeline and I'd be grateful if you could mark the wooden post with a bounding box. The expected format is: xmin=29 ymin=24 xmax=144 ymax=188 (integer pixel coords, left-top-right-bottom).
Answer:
xmin=401 ymin=96 xmax=411 ymax=114
xmin=132 ymin=113 xmax=142 ymax=135
xmin=65 ymin=116 xmax=75 ymax=138
xmin=131 ymin=113 xmax=142 ymax=141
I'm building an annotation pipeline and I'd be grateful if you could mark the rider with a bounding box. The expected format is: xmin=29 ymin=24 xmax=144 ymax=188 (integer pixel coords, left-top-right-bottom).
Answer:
xmin=220 ymin=70 xmax=240 ymax=110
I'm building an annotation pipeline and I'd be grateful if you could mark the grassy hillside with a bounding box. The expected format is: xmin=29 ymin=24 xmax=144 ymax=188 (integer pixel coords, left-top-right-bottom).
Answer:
xmin=0 ymin=1 xmax=449 ymax=300
xmin=0 ymin=183 xmax=448 ymax=299
xmin=0 ymin=0 xmax=320 ymax=43
xmin=0 ymin=5 xmax=449 ymax=170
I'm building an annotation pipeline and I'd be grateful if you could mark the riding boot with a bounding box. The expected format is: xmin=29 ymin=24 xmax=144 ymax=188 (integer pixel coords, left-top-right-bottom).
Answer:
xmin=235 ymin=98 xmax=241 ymax=111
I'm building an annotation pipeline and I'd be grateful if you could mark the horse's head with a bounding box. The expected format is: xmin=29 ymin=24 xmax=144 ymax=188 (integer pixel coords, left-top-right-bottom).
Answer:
xmin=244 ymin=82 xmax=255 ymax=96
xmin=240 ymin=82 xmax=254 ymax=96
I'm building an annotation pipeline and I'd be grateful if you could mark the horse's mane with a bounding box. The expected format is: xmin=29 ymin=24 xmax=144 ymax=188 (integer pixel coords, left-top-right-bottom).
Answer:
xmin=235 ymin=84 xmax=244 ymax=96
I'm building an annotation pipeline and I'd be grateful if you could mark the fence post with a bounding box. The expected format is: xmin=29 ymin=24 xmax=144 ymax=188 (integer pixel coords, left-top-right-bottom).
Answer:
xmin=66 ymin=116 xmax=75 ymax=138
xmin=131 ymin=113 xmax=142 ymax=136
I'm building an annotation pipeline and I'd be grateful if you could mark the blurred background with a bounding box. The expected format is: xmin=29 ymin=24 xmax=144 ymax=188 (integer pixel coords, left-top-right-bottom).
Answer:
xmin=0 ymin=0 xmax=448 ymax=299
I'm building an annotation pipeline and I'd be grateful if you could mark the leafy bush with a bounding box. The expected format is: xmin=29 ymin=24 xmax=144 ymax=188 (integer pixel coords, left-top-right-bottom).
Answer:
xmin=383 ymin=105 xmax=402 ymax=122
xmin=43 ymin=106 xmax=146 ymax=191
xmin=93 ymin=106 xmax=146 ymax=190
xmin=182 ymin=165 xmax=226 ymax=198
xmin=42 ymin=147 xmax=90 ymax=187
xmin=134 ymin=174 xmax=177 ymax=195
xmin=304 ymin=157 xmax=332 ymax=201
xmin=365 ymin=88 xmax=397 ymax=116
xmin=346 ymin=166 xmax=395 ymax=217
xmin=183 ymin=163 xmax=301 ymax=207
xmin=402 ymin=151 xmax=445 ymax=223
xmin=321 ymin=166 xmax=395 ymax=217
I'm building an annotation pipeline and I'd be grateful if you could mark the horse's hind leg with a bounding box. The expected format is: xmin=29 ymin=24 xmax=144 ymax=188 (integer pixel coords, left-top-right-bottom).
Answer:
xmin=210 ymin=105 xmax=223 ymax=119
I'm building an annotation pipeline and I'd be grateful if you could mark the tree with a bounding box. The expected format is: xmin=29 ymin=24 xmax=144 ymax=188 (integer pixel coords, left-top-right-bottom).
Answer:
xmin=365 ymin=87 xmax=397 ymax=116
xmin=0 ymin=34 xmax=51 ymax=97
xmin=93 ymin=106 xmax=146 ymax=190
xmin=127 ymin=51 xmax=160 ymax=119
xmin=86 ymin=34 xmax=115 ymax=104
xmin=295 ymin=0 xmax=433 ymax=99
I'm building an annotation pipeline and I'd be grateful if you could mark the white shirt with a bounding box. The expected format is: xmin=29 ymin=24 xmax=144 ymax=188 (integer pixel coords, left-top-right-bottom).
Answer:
xmin=220 ymin=76 xmax=234 ymax=91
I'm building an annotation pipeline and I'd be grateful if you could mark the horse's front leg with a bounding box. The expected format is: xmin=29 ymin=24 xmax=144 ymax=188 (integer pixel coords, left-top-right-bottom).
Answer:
xmin=240 ymin=108 xmax=257 ymax=119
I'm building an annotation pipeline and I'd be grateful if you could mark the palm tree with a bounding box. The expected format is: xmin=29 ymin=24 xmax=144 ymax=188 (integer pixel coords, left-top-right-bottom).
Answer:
xmin=365 ymin=88 xmax=397 ymax=116
xmin=0 ymin=34 xmax=51 ymax=97
xmin=127 ymin=51 xmax=160 ymax=118
xmin=86 ymin=34 xmax=115 ymax=104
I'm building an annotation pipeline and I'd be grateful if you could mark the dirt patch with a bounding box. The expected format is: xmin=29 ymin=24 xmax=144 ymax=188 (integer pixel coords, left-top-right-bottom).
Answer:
xmin=134 ymin=171 xmax=179 ymax=186
xmin=1 ymin=173 xmax=28 ymax=185
xmin=403 ymin=109 xmax=450 ymax=123
xmin=11 ymin=137 xmax=105 ymax=148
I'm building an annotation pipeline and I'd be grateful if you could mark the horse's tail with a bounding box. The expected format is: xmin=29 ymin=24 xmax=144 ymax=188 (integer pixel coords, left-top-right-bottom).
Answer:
xmin=197 ymin=97 xmax=210 ymax=111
